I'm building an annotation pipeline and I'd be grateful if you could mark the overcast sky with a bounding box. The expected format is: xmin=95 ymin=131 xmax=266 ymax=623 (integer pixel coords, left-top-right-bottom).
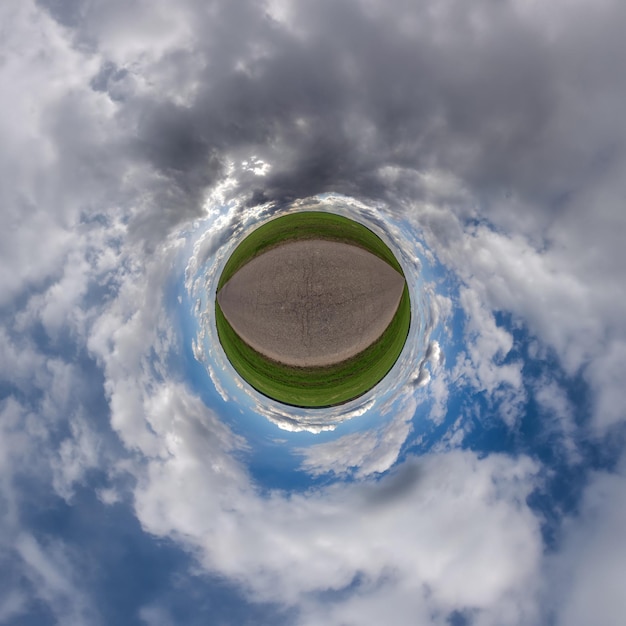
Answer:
xmin=1 ymin=0 xmax=626 ymax=625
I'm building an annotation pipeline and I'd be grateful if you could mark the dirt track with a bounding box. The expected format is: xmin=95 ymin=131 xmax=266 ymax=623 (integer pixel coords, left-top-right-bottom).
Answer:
xmin=217 ymin=239 xmax=405 ymax=367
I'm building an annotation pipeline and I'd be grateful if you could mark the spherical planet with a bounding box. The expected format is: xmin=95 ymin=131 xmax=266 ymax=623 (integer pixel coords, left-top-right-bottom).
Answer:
xmin=215 ymin=211 xmax=411 ymax=407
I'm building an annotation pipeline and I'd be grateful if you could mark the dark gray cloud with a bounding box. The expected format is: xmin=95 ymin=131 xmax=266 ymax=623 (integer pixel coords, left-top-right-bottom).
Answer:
xmin=362 ymin=460 xmax=422 ymax=508
xmin=29 ymin=0 xmax=625 ymax=253
xmin=38 ymin=0 xmax=623 ymax=225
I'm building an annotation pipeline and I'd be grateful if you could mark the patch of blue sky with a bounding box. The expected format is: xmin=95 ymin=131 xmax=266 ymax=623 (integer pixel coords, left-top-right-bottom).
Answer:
xmin=440 ymin=293 xmax=467 ymax=361
xmin=427 ymin=313 xmax=622 ymax=551
xmin=394 ymin=398 xmax=461 ymax=466
xmin=14 ymin=480 xmax=292 ymax=626
xmin=248 ymin=448 xmax=337 ymax=492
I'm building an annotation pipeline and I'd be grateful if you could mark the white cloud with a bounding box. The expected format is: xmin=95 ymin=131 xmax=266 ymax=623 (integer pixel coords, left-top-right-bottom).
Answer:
xmin=533 ymin=377 xmax=580 ymax=463
xmin=0 ymin=0 xmax=625 ymax=623
xmin=297 ymin=394 xmax=416 ymax=478
xmin=129 ymin=403 xmax=543 ymax=624
xmin=139 ymin=604 xmax=175 ymax=626
xmin=0 ymin=399 xmax=30 ymax=527
xmin=548 ymin=460 xmax=626 ymax=626
xmin=449 ymin=286 xmax=526 ymax=428
xmin=15 ymin=533 xmax=100 ymax=626
xmin=457 ymin=287 xmax=522 ymax=390
xmin=584 ymin=339 xmax=626 ymax=434
xmin=415 ymin=202 xmax=626 ymax=436
xmin=0 ymin=398 xmax=101 ymax=625
xmin=0 ymin=1 xmax=122 ymax=309
xmin=0 ymin=588 xmax=27 ymax=624
xmin=51 ymin=414 xmax=103 ymax=502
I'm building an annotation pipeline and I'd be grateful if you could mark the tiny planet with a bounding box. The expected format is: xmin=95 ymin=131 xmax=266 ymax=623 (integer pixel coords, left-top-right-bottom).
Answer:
xmin=215 ymin=211 xmax=411 ymax=407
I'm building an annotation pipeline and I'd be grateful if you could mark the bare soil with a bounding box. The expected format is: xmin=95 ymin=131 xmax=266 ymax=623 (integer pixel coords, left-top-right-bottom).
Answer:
xmin=217 ymin=239 xmax=406 ymax=367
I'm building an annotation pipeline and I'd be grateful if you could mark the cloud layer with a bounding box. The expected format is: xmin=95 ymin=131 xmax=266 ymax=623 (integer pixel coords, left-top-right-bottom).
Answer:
xmin=1 ymin=0 xmax=626 ymax=624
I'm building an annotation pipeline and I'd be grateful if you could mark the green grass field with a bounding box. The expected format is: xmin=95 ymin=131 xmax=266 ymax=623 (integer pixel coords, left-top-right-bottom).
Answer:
xmin=215 ymin=211 xmax=411 ymax=407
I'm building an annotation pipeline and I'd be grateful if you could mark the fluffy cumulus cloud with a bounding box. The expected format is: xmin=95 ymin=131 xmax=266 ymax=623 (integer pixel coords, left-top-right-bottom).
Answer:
xmin=547 ymin=459 xmax=626 ymax=626
xmin=137 ymin=448 xmax=542 ymax=624
xmin=1 ymin=0 xmax=626 ymax=624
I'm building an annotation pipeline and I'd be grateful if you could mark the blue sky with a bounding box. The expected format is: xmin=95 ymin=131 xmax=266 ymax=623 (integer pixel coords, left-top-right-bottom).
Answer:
xmin=1 ymin=0 xmax=626 ymax=624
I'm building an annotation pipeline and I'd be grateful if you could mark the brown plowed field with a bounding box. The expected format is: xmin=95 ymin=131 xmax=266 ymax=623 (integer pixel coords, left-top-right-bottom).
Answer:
xmin=217 ymin=239 xmax=406 ymax=367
